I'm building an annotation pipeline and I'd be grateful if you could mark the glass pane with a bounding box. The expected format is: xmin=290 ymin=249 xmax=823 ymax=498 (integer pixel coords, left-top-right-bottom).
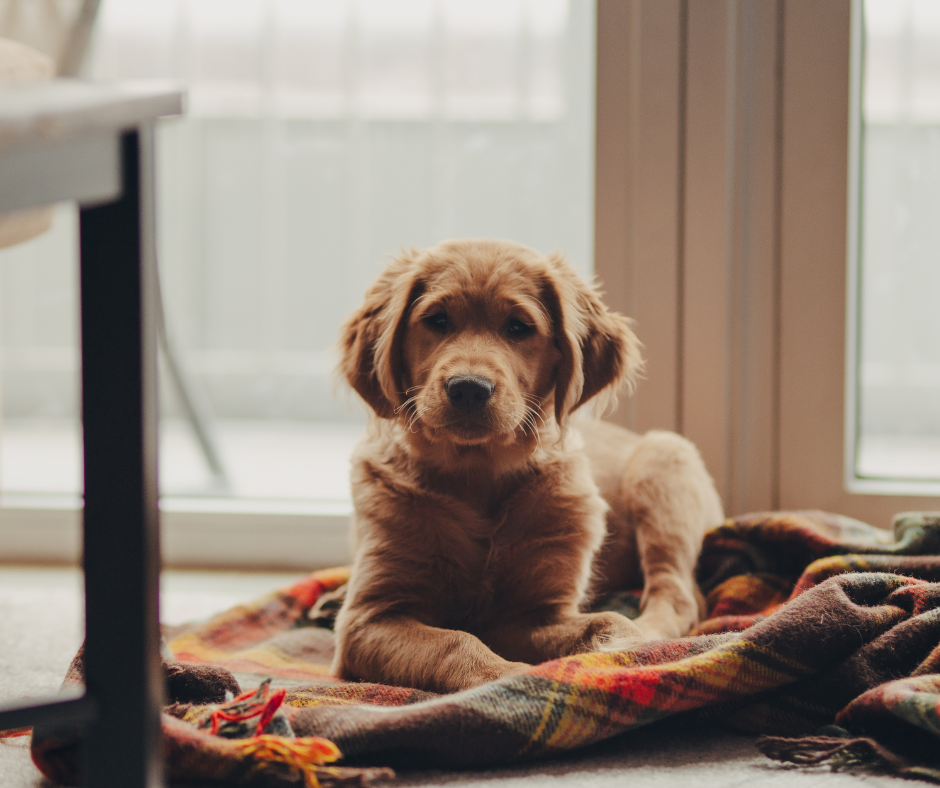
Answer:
xmin=0 ymin=204 xmax=82 ymax=500
xmin=855 ymin=0 xmax=940 ymax=484
xmin=0 ymin=0 xmax=596 ymax=503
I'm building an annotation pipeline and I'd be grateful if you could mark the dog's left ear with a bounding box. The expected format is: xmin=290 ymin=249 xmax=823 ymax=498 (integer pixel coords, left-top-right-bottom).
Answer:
xmin=541 ymin=256 xmax=644 ymax=425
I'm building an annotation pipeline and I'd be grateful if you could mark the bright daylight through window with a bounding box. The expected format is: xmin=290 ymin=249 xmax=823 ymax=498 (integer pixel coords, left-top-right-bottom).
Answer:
xmin=0 ymin=0 xmax=595 ymax=506
xmin=850 ymin=0 xmax=940 ymax=492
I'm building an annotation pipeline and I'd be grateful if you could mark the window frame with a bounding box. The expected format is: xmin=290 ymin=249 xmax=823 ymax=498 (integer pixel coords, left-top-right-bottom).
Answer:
xmin=843 ymin=0 xmax=940 ymax=498
xmin=595 ymin=0 xmax=940 ymax=528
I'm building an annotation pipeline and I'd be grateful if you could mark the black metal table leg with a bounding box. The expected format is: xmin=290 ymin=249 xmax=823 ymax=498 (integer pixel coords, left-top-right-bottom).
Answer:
xmin=79 ymin=127 xmax=164 ymax=788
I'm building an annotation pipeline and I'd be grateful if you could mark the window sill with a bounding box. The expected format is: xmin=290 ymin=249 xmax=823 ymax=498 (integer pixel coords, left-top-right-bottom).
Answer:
xmin=0 ymin=494 xmax=352 ymax=570
xmin=846 ymin=478 xmax=940 ymax=498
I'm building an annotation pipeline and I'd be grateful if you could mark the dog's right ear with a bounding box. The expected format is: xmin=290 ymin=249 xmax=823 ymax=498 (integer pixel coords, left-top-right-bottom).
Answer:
xmin=338 ymin=252 xmax=424 ymax=418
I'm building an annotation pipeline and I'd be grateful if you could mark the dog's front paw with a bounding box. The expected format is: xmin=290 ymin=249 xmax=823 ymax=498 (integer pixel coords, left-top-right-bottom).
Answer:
xmin=454 ymin=660 xmax=530 ymax=691
xmin=585 ymin=611 xmax=647 ymax=653
xmin=477 ymin=659 xmax=531 ymax=685
xmin=499 ymin=661 xmax=531 ymax=679
xmin=595 ymin=634 xmax=648 ymax=653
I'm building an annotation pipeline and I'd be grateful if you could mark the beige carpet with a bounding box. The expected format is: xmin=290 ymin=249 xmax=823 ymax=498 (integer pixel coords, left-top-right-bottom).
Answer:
xmin=0 ymin=566 xmax=919 ymax=787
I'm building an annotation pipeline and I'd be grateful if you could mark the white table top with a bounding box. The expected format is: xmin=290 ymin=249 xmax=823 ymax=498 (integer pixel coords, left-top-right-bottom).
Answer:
xmin=0 ymin=80 xmax=183 ymax=151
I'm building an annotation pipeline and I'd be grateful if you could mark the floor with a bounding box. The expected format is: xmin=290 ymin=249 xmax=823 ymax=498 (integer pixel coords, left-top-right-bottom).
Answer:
xmin=0 ymin=566 xmax=922 ymax=788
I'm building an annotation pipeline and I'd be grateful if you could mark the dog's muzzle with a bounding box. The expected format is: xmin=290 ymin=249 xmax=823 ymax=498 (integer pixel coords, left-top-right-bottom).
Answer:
xmin=445 ymin=375 xmax=495 ymax=414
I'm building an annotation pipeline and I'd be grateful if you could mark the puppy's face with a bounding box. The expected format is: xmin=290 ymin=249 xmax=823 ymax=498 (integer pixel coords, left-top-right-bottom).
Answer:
xmin=340 ymin=239 xmax=642 ymax=465
xmin=400 ymin=258 xmax=560 ymax=448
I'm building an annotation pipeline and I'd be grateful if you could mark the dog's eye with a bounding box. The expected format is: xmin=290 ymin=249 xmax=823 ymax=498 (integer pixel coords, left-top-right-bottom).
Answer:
xmin=425 ymin=313 xmax=449 ymax=331
xmin=507 ymin=319 xmax=534 ymax=337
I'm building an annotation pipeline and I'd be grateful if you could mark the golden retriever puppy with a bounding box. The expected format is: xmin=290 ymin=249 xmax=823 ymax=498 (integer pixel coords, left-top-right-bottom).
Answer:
xmin=331 ymin=239 xmax=724 ymax=693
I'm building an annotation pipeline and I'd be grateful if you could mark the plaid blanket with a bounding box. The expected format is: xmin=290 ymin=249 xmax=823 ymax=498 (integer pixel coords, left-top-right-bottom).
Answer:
xmin=25 ymin=510 xmax=940 ymax=785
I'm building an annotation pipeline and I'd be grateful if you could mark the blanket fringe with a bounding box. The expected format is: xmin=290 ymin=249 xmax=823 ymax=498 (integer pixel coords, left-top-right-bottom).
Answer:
xmin=234 ymin=734 xmax=342 ymax=788
xmin=758 ymin=735 xmax=940 ymax=783
xmin=210 ymin=685 xmax=287 ymax=736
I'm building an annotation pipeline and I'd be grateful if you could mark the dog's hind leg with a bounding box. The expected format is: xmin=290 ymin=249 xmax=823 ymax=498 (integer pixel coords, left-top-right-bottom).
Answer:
xmin=619 ymin=431 xmax=724 ymax=640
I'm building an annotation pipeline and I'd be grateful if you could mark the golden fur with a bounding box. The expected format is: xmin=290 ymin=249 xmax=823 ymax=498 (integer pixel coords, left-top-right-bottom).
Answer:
xmin=330 ymin=239 xmax=724 ymax=693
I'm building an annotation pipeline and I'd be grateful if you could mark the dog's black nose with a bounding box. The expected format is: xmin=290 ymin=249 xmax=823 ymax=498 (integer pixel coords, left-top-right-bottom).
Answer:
xmin=445 ymin=375 xmax=495 ymax=413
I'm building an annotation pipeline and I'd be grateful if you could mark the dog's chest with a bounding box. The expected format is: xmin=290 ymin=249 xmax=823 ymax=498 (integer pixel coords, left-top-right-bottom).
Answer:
xmin=431 ymin=501 xmax=565 ymax=630
xmin=435 ymin=531 xmax=514 ymax=629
